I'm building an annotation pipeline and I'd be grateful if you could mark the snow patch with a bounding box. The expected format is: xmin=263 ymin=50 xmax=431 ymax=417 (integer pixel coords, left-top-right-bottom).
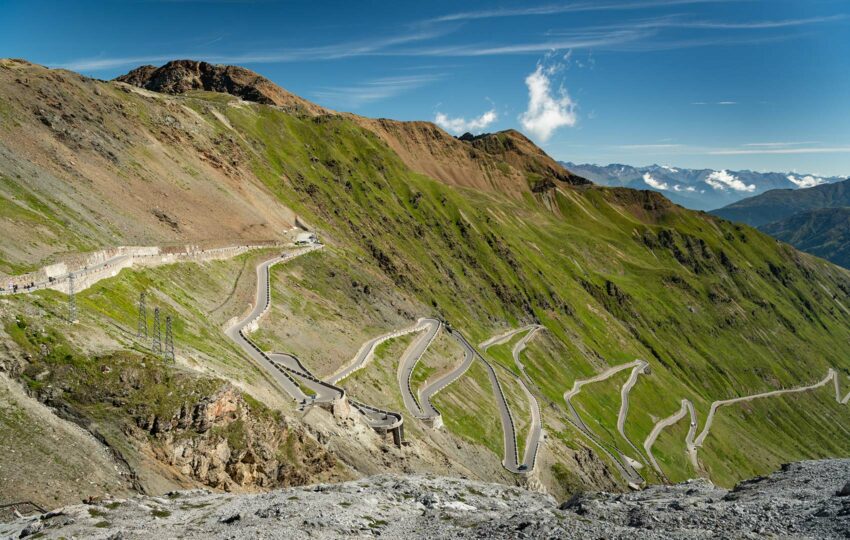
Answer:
xmin=787 ymin=174 xmax=826 ymax=189
xmin=705 ymin=170 xmax=755 ymax=192
xmin=643 ymin=172 xmax=669 ymax=191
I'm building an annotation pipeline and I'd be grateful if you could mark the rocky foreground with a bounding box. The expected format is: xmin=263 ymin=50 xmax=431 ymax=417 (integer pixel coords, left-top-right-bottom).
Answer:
xmin=2 ymin=459 xmax=849 ymax=539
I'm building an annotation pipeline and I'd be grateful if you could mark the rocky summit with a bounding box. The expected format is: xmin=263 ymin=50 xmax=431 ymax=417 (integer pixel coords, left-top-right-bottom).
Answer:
xmin=2 ymin=459 xmax=848 ymax=539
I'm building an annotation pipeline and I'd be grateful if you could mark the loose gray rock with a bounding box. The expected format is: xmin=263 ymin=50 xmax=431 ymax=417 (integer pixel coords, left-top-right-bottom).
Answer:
xmin=0 ymin=459 xmax=848 ymax=539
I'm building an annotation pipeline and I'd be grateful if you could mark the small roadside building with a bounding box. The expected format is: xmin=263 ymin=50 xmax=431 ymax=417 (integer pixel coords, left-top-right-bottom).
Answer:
xmin=295 ymin=232 xmax=318 ymax=245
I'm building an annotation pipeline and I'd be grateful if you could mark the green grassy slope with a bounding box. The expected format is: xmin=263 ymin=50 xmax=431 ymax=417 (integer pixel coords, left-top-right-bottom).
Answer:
xmin=203 ymin=99 xmax=850 ymax=485
xmin=760 ymin=207 xmax=850 ymax=269
xmin=2 ymin=69 xmax=850 ymax=489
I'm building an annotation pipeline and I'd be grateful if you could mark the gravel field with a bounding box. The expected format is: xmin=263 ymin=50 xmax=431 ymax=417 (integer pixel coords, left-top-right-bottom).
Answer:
xmin=2 ymin=459 xmax=849 ymax=539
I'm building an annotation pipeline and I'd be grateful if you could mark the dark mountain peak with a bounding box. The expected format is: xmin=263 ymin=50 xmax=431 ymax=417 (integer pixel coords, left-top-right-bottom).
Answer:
xmin=464 ymin=130 xmax=591 ymax=186
xmin=115 ymin=59 xmax=325 ymax=114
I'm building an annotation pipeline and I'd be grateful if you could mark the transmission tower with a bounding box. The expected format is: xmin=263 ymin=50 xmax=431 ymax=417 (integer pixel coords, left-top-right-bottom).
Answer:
xmin=152 ymin=307 xmax=161 ymax=354
xmin=164 ymin=315 xmax=175 ymax=361
xmin=67 ymin=273 xmax=77 ymax=323
xmin=137 ymin=291 xmax=147 ymax=338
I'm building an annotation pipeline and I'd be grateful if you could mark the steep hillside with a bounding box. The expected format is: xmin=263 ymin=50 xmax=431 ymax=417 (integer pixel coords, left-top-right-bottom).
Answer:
xmin=761 ymin=208 xmax=850 ymax=268
xmin=712 ymin=178 xmax=850 ymax=227
xmin=712 ymin=179 xmax=850 ymax=268
xmin=0 ymin=59 xmax=297 ymax=275
xmin=2 ymin=59 xmax=850 ymax=506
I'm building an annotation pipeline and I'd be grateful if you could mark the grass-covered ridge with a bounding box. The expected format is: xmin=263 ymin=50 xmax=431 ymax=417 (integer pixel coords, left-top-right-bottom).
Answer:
xmin=2 ymin=65 xmax=850 ymax=492
xmin=188 ymin=96 xmax=850 ymax=485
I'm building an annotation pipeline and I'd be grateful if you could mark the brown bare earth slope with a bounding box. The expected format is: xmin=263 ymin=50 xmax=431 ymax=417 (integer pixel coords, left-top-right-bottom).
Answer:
xmin=114 ymin=59 xmax=589 ymax=197
xmin=0 ymin=59 xmax=296 ymax=274
xmin=356 ymin=118 xmax=589 ymax=195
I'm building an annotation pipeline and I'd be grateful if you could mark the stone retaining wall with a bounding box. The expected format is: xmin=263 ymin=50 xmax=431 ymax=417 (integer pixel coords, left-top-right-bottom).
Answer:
xmin=2 ymin=242 xmax=281 ymax=295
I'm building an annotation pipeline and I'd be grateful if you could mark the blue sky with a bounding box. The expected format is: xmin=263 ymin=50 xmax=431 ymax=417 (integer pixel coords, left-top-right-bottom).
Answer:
xmin=2 ymin=0 xmax=849 ymax=176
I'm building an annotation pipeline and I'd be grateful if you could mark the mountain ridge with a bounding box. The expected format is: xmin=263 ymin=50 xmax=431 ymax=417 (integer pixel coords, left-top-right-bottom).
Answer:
xmin=711 ymin=177 xmax=850 ymax=227
xmin=115 ymin=59 xmax=589 ymax=198
xmin=2 ymin=57 xmax=850 ymax=509
xmin=564 ymin=161 xmax=846 ymax=211
xmin=711 ymin=178 xmax=850 ymax=268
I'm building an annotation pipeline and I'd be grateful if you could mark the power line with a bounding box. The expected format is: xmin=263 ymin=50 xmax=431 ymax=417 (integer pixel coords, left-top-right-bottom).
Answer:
xmin=152 ymin=307 xmax=161 ymax=354
xmin=67 ymin=273 xmax=77 ymax=323
xmin=164 ymin=315 xmax=175 ymax=362
xmin=137 ymin=291 xmax=147 ymax=338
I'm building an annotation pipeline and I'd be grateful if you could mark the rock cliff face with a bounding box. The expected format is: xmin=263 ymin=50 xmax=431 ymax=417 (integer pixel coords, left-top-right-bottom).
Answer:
xmin=1 ymin=318 xmax=342 ymax=496
xmin=116 ymin=59 xmax=326 ymax=115
xmin=137 ymin=386 xmax=338 ymax=491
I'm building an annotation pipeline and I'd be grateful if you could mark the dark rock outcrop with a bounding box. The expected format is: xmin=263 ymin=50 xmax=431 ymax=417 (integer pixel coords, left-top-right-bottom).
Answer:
xmin=116 ymin=60 xmax=325 ymax=114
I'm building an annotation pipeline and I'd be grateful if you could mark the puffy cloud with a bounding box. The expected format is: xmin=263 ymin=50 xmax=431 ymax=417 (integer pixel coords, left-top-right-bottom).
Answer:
xmin=672 ymin=184 xmax=696 ymax=192
xmin=787 ymin=174 xmax=826 ymax=188
xmin=642 ymin=172 xmax=669 ymax=190
xmin=519 ymin=65 xmax=577 ymax=142
xmin=705 ymin=170 xmax=755 ymax=192
xmin=434 ymin=109 xmax=497 ymax=134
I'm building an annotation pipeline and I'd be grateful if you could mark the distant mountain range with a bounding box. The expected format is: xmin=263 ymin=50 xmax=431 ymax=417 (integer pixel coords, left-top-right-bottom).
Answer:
xmin=561 ymin=162 xmax=847 ymax=211
xmin=711 ymin=178 xmax=850 ymax=268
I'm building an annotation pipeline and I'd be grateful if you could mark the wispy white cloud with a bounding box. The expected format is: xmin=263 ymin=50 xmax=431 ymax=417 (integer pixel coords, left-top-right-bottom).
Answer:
xmin=546 ymin=13 xmax=846 ymax=33
xmin=61 ymin=8 xmax=844 ymax=72
xmin=744 ymin=141 xmax=821 ymax=147
xmin=683 ymin=14 xmax=846 ymax=30
xmin=618 ymin=144 xmax=684 ymax=150
xmin=430 ymin=0 xmax=736 ymax=23
xmin=389 ymin=29 xmax=651 ymax=57
xmin=705 ymin=170 xmax=755 ymax=192
xmin=519 ymin=64 xmax=577 ymax=142
xmin=434 ymin=109 xmax=498 ymax=134
xmin=312 ymin=73 xmax=442 ymax=108
xmin=708 ymin=146 xmax=850 ymax=155
xmin=59 ymin=25 xmax=452 ymax=71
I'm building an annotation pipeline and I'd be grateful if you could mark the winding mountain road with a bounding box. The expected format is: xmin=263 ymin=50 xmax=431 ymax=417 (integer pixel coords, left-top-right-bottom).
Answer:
xmin=224 ymin=249 xmax=319 ymax=404
xmin=224 ymin=245 xmax=404 ymax=435
xmin=693 ymin=368 xmax=838 ymax=449
xmin=617 ymin=360 xmax=650 ymax=463
xmin=563 ymin=359 xmax=647 ymax=485
xmin=329 ymin=319 xmax=436 ymax=385
xmin=395 ymin=318 xmax=443 ymax=422
xmin=414 ymin=332 xmax=475 ymax=420
xmin=451 ymin=330 xmax=523 ymax=473
xmin=642 ymin=399 xmax=697 ymax=477
xmin=268 ymin=352 xmax=343 ymax=405
xmin=644 ymin=368 xmax=850 ymax=477
xmin=480 ymin=325 xmax=545 ymax=473
xmin=16 ymin=240 xmax=845 ymax=483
